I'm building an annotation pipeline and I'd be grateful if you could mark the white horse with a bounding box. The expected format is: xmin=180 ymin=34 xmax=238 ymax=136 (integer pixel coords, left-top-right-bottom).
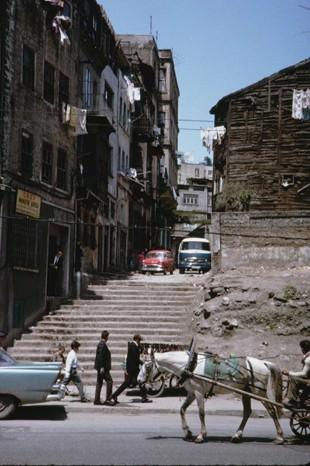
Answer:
xmin=138 ymin=351 xmax=284 ymax=444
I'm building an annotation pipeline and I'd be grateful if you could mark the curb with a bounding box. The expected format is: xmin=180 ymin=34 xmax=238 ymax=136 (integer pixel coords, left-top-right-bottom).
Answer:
xmin=61 ymin=403 xmax=291 ymax=418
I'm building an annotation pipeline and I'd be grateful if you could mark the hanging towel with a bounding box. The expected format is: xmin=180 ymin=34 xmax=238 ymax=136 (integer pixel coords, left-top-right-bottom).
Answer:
xmin=292 ymin=88 xmax=310 ymax=120
xmin=69 ymin=107 xmax=88 ymax=135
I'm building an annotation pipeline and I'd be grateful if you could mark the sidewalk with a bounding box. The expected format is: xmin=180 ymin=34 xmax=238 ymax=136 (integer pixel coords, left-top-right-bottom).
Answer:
xmin=60 ymin=386 xmax=290 ymax=418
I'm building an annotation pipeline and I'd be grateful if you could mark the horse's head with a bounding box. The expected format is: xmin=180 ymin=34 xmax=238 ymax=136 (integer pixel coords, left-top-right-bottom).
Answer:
xmin=137 ymin=358 xmax=159 ymax=384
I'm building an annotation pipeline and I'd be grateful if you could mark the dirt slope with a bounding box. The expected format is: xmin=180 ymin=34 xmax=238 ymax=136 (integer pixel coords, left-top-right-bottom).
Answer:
xmin=190 ymin=266 xmax=310 ymax=371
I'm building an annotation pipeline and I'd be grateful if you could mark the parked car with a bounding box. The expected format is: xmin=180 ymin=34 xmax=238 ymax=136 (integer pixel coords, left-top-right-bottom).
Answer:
xmin=139 ymin=249 xmax=175 ymax=275
xmin=0 ymin=348 xmax=64 ymax=419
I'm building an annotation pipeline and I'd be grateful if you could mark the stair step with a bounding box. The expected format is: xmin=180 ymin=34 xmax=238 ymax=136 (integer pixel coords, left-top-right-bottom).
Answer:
xmin=12 ymin=337 xmax=185 ymax=349
xmin=9 ymin=274 xmax=199 ymax=384
xmin=41 ymin=314 xmax=184 ymax=322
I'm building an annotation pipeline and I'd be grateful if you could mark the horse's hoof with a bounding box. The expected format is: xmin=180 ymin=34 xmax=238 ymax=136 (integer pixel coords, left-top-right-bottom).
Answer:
xmin=231 ymin=435 xmax=242 ymax=444
xmin=183 ymin=431 xmax=194 ymax=442
xmin=194 ymin=436 xmax=207 ymax=444
xmin=273 ymin=438 xmax=285 ymax=445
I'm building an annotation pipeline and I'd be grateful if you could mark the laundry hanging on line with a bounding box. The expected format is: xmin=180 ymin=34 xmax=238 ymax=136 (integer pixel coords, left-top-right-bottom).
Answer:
xmin=292 ymin=89 xmax=310 ymax=120
xmin=200 ymin=126 xmax=226 ymax=153
xmin=62 ymin=103 xmax=88 ymax=135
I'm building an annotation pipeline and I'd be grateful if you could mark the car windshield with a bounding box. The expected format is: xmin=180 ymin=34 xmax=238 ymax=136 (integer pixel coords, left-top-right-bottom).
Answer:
xmin=0 ymin=348 xmax=16 ymax=366
xmin=146 ymin=251 xmax=165 ymax=259
xmin=181 ymin=241 xmax=210 ymax=251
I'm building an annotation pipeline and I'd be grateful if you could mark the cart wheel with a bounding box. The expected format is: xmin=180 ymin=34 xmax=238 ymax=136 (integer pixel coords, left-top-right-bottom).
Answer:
xmin=145 ymin=375 xmax=166 ymax=398
xmin=290 ymin=410 xmax=310 ymax=440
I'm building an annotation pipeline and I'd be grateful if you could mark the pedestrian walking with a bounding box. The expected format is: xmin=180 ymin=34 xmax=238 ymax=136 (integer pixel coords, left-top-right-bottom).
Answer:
xmin=0 ymin=330 xmax=7 ymax=350
xmin=109 ymin=334 xmax=151 ymax=404
xmin=62 ymin=339 xmax=89 ymax=402
xmin=52 ymin=343 xmax=66 ymax=365
xmin=94 ymin=330 xmax=114 ymax=406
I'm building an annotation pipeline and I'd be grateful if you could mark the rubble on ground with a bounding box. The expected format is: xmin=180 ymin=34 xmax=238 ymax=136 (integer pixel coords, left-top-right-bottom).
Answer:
xmin=190 ymin=266 xmax=310 ymax=370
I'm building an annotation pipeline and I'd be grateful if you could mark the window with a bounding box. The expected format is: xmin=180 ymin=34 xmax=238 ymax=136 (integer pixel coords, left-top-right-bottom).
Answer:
xmin=83 ymin=67 xmax=92 ymax=109
xmin=44 ymin=61 xmax=55 ymax=104
xmin=11 ymin=219 xmax=39 ymax=270
xmin=110 ymin=201 xmax=115 ymax=220
xmin=159 ymin=68 xmax=167 ymax=93
xmin=41 ymin=142 xmax=53 ymax=184
xmin=63 ymin=1 xmax=72 ymax=18
xmin=59 ymin=72 xmax=69 ymax=104
xmin=62 ymin=2 xmax=72 ymax=39
xmin=194 ymin=168 xmax=200 ymax=177
xmin=183 ymin=194 xmax=198 ymax=205
xmin=122 ymin=103 xmax=126 ymax=127
xmin=56 ymin=149 xmax=67 ymax=190
xmin=119 ymin=97 xmax=123 ymax=123
xmin=118 ymin=147 xmax=121 ymax=171
xmin=104 ymin=81 xmax=114 ymax=110
xmin=20 ymin=131 xmax=33 ymax=178
xmin=22 ymin=45 xmax=35 ymax=90
xmin=107 ymin=146 xmax=113 ymax=177
xmin=158 ymin=111 xmax=165 ymax=128
xmin=121 ymin=150 xmax=125 ymax=171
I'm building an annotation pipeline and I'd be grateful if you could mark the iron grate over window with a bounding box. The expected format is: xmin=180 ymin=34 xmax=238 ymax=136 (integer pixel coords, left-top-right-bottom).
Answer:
xmin=11 ymin=219 xmax=39 ymax=270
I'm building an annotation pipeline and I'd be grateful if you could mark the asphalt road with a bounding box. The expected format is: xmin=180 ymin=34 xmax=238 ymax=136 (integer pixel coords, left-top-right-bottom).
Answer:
xmin=0 ymin=407 xmax=309 ymax=465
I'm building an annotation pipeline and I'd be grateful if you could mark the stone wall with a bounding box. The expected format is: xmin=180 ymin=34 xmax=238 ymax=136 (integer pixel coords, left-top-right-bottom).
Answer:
xmin=210 ymin=211 xmax=310 ymax=270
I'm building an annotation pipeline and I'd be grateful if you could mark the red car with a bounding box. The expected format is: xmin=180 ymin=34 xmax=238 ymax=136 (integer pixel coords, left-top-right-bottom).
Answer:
xmin=139 ymin=249 xmax=175 ymax=275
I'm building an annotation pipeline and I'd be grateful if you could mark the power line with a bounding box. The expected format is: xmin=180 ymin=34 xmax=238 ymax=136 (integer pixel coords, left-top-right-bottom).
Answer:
xmin=179 ymin=119 xmax=213 ymax=123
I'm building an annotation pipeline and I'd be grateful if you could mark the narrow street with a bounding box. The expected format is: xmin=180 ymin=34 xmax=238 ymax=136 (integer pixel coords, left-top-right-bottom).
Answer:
xmin=0 ymin=410 xmax=309 ymax=466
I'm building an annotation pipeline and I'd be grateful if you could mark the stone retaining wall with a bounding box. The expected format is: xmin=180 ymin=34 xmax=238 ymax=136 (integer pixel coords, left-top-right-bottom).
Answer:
xmin=210 ymin=211 xmax=310 ymax=270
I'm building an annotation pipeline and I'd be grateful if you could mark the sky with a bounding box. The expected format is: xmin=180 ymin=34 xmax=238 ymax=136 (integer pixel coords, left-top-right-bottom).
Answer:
xmin=100 ymin=0 xmax=309 ymax=163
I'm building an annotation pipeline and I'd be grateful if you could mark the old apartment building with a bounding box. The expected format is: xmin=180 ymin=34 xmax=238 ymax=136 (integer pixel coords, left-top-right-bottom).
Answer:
xmin=0 ymin=1 xmax=180 ymax=341
xmin=209 ymin=58 xmax=310 ymax=270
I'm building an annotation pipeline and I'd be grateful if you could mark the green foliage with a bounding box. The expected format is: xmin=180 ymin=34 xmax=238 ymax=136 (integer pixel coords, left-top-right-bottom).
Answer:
xmin=214 ymin=184 xmax=253 ymax=212
xmin=283 ymin=285 xmax=298 ymax=301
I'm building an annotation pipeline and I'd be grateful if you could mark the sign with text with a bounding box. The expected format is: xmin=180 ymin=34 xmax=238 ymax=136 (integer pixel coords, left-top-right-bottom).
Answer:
xmin=16 ymin=189 xmax=41 ymax=218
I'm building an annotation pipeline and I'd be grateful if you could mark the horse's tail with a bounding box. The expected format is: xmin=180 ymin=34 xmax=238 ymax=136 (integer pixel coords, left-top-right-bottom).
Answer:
xmin=266 ymin=362 xmax=283 ymax=417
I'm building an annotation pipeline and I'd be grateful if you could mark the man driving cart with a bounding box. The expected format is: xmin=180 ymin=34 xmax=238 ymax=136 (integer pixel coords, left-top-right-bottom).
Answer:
xmin=282 ymin=339 xmax=310 ymax=409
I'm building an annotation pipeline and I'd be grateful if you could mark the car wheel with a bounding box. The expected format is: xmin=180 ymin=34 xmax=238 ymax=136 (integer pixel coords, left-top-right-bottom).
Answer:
xmin=0 ymin=395 xmax=17 ymax=420
xmin=179 ymin=269 xmax=184 ymax=274
xmin=170 ymin=270 xmax=173 ymax=275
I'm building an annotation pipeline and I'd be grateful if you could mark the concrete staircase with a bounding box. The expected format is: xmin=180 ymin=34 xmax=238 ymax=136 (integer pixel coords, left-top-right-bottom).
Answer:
xmin=9 ymin=277 xmax=199 ymax=385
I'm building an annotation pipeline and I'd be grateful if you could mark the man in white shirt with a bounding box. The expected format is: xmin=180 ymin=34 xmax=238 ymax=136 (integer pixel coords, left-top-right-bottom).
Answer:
xmin=62 ymin=339 xmax=88 ymax=402
xmin=283 ymin=339 xmax=310 ymax=408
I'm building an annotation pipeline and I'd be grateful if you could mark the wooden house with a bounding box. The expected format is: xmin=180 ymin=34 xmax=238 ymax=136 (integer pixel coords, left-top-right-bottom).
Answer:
xmin=209 ymin=59 xmax=310 ymax=270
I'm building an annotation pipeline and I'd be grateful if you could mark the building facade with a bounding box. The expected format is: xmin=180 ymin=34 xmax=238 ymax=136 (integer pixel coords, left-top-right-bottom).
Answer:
xmin=210 ymin=59 xmax=310 ymax=270
xmin=0 ymin=1 xmax=181 ymax=340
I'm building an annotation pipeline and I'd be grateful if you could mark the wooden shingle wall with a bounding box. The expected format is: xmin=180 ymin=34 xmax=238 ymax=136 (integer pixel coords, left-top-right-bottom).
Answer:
xmin=211 ymin=61 xmax=310 ymax=269
xmin=213 ymin=61 xmax=310 ymax=211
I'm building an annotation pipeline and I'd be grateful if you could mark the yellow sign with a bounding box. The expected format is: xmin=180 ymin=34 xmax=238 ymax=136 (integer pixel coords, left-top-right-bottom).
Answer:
xmin=16 ymin=189 xmax=41 ymax=218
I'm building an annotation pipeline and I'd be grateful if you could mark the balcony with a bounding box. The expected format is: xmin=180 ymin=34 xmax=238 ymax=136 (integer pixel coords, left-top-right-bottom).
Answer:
xmin=85 ymin=99 xmax=115 ymax=135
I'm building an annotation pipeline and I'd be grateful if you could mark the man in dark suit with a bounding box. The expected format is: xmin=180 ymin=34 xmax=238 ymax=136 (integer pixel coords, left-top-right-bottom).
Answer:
xmin=49 ymin=249 xmax=64 ymax=296
xmin=110 ymin=334 xmax=151 ymax=404
xmin=94 ymin=330 xmax=114 ymax=405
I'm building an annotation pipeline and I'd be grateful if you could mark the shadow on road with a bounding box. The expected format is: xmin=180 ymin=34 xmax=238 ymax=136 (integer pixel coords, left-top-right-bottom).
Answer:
xmin=147 ymin=435 xmax=282 ymax=443
xmin=126 ymin=387 xmax=186 ymax=398
xmin=10 ymin=404 xmax=67 ymax=421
